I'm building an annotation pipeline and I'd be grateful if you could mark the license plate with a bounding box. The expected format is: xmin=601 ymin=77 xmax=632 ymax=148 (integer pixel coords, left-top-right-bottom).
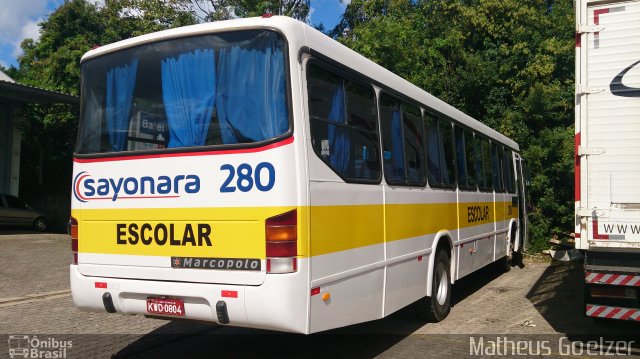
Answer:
xmin=146 ymin=297 xmax=185 ymax=317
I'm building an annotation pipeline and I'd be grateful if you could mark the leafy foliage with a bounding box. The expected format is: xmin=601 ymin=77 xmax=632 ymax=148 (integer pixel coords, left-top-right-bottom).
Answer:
xmin=10 ymin=0 xmax=196 ymax=230
xmin=335 ymin=0 xmax=575 ymax=251
xmin=175 ymin=0 xmax=310 ymax=22
xmin=15 ymin=0 xmax=196 ymax=95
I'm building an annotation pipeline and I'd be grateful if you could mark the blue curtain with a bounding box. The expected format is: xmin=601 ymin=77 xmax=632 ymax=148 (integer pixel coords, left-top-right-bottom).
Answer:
xmin=327 ymin=83 xmax=350 ymax=173
xmin=106 ymin=59 xmax=138 ymax=151
xmin=390 ymin=109 xmax=404 ymax=180
xmin=216 ymin=37 xmax=287 ymax=144
xmin=161 ymin=49 xmax=216 ymax=148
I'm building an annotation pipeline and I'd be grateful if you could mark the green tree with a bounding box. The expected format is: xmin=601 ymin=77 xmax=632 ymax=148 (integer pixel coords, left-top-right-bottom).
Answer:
xmin=174 ymin=0 xmax=310 ymax=21
xmin=15 ymin=0 xmax=196 ymax=95
xmin=335 ymin=0 xmax=574 ymax=251
xmin=12 ymin=0 xmax=196 ymax=230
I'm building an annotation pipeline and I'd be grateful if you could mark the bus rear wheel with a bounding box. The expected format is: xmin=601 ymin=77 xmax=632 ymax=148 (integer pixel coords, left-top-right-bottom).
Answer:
xmin=415 ymin=249 xmax=451 ymax=322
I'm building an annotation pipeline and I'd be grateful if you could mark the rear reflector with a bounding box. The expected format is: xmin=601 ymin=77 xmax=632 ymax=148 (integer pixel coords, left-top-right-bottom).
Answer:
xmin=70 ymin=217 xmax=79 ymax=264
xmin=221 ymin=290 xmax=238 ymax=298
xmin=95 ymin=282 xmax=107 ymax=289
xmin=266 ymin=210 xmax=297 ymax=274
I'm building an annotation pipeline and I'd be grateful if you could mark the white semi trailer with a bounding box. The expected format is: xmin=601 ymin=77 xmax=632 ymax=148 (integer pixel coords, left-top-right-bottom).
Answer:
xmin=575 ymin=0 xmax=640 ymax=321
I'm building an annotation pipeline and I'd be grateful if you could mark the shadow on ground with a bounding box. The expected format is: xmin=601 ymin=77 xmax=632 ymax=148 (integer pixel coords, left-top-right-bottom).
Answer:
xmin=451 ymin=260 xmax=507 ymax=307
xmin=111 ymin=321 xmax=414 ymax=359
xmin=527 ymin=261 xmax=639 ymax=339
xmin=111 ymin=261 xmax=517 ymax=358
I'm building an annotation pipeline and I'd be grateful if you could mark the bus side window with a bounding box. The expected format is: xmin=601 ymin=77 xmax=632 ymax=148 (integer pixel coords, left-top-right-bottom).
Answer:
xmin=425 ymin=113 xmax=454 ymax=187
xmin=307 ymin=62 xmax=381 ymax=183
xmin=491 ymin=142 xmax=504 ymax=192
xmin=425 ymin=115 xmax=442 ymax=185
xmin=474 ymin=135 xmax=487 ymax=191
xmin=464 ymin=130 xmax=477 ymax=190
xmin=379 ymin=93 xmax=425 ymax=186
xmin=439 ymin=119 xmax=456 ymax=186
xmin=402 ymin=104 xmax=425 ymax=184
xmin=454 ymin=126 xmax=467 ymax=187
xmin=504 ymin=149 xmax=516 ymax=193
xmin=380 ymin=94 xmax=405 ymax=183
xmin=482 ymin=138 xmax=493 ymax=191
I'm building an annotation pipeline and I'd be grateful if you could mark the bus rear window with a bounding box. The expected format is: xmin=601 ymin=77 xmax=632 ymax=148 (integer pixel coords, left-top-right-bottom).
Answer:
xmin=76 ymin=30 xmax=289 ymax=154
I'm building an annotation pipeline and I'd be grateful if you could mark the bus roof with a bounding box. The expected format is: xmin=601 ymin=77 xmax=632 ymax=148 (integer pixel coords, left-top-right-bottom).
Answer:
xmin=81 ymin=16 xmax=519 ymax=151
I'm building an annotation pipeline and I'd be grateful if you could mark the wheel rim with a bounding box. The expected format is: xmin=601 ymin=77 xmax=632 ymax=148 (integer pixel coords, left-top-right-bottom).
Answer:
xmin=436 ymin=263 xmax=448 ymax=305
xmin=35 ymin=219 xmax=46 ymax=231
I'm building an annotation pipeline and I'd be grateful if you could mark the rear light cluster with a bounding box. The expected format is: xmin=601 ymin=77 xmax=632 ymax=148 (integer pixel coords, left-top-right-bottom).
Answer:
xmin=265 ymin=209 xmax=297 ymax=274
xmin=69 ymin=217 xmax=78 ymax=264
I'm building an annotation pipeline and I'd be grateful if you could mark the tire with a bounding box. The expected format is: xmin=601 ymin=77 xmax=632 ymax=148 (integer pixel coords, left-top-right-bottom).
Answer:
xmin=33 ymin=217 xmax=48 ymax=232
xmin=415 ymin=249 xmax=452 ymax=322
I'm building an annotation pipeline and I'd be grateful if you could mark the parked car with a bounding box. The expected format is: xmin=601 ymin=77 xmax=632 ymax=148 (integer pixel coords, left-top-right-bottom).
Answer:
xmin=0 ymin=193 xmax=48 ymax=231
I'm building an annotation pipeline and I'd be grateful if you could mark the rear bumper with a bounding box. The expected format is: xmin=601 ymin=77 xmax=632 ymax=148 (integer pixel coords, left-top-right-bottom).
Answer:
xmin=70 ymin=264 xmax=309 ymax=333
xmin=583 ymin=265 xmax=640 ymax=320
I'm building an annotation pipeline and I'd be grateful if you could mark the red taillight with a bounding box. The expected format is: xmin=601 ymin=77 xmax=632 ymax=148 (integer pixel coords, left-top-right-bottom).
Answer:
xmin=70 ymin=217 xmax=78 ymax=264
xmin=266 ymin=241 xmax=297 ymax=257
xmin=265 ymin=209 xmax=297 ymax=274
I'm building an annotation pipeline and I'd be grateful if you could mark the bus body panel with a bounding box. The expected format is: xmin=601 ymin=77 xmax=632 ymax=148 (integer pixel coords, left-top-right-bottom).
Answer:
xmin=71 ymin=259 xmax=310 ymax=333
xmin=457 ymin=192 xmax=497 ymax=279
xmin=72 ymin=140 xmax=299 ymax=286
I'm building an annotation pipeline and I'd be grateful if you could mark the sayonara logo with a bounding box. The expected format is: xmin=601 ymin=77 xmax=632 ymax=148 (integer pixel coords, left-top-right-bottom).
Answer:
xmin=73 ymin=171 xmax=200 ymax=202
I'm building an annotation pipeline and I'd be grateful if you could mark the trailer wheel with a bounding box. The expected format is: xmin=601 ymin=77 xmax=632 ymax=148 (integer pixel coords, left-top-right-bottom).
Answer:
xmin=415 ymin=249 xmax=451 ymax=322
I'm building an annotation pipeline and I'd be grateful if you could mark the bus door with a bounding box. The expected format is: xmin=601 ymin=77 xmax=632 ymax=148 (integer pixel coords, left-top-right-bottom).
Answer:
xmin=514 ymin=154 xmax=528 ymax=251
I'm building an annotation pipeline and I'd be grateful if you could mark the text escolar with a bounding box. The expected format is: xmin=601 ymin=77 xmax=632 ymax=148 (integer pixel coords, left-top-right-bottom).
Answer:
xmin=116 ymin=223 xmax=212 ymax=246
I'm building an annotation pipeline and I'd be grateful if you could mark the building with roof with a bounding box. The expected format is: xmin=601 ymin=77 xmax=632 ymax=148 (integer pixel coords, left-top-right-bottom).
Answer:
xmin=0 ymin=70 xmax=78 ymax=197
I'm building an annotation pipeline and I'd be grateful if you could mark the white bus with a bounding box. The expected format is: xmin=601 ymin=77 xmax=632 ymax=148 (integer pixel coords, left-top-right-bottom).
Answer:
xmin=70 ymin=15 xmax=527 ymax=334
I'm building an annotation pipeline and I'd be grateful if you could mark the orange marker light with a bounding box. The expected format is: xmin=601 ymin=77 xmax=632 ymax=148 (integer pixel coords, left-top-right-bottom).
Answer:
xmin=322 ymin=293 xmax=331 ymax=301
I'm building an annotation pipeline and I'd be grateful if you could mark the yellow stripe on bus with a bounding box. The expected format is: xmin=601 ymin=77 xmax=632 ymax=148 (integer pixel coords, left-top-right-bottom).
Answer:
xmin=72 ymin=201 xmax=516 ymax=259
xmin=309 ymin=204 xmax=384 ymax=256
xmin=72 ymin=207 xmax=297 ymax=259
